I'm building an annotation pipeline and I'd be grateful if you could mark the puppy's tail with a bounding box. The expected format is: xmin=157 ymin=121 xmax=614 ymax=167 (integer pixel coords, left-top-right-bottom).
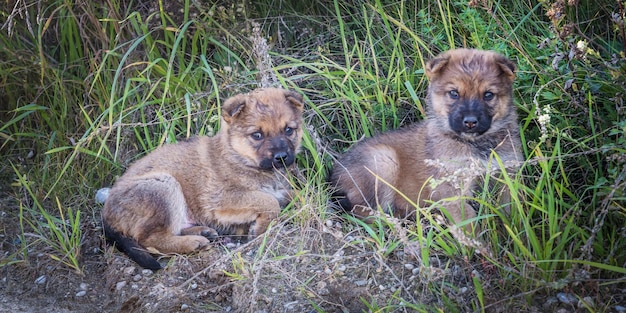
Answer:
xmin=103 ymin=222 xmax=162 ymax=271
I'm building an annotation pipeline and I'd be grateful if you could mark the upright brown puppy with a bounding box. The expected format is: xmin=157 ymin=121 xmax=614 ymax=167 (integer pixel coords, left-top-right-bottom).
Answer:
xmin=103 ymin=88 xmax=304 ymax=270
xmin=330 ymin=49 xmax=522 ymax=228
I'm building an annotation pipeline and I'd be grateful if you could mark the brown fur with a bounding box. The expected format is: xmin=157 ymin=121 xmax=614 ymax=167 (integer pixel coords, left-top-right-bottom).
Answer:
xmin=102 ymin=88 xmax=304 ymax=269
xmin=330 ymin=49 xmax=522 ymax=228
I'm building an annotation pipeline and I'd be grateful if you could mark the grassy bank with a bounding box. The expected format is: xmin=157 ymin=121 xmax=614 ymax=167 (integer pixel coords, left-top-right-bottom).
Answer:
xmin=1 ymin=0 xmax=625 ymax=311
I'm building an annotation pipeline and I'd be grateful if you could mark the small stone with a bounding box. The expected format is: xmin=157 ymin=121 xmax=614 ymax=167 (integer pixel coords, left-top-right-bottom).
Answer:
xmin=378 ymin=285 xmax=385 ymax=291
xmin=412 ymin=268 xmax=420 ymax=275
xmin=181 ymin=304 xmax=189 ymax=310
xmin=271 ymin=288 xmax=277 ymax=293
xmin=131 ymin=284 xmax=139 ymax=290
xmin=190 ymin=283 xmax=198 ymax=290
xmin=79 ymin=283 xmax=89 ymax=291
xmin=325 ymin=220 xmax=333 ymax=227
xmin=141 ymin=269 xmax=153 ymax=276
xmin=132 ymin=274 xmax=142 ymax=282
xmin=335 ymin=222 xmax=342 ymax=229
xmin=459 ymin=287 xmax=468 ymax=294
xmin=355 ymin=280 xmax=368 ymax=287
xmin=123 ymin=266 xmax=136 ymax=275
xmin=75 ymin=290 xmax=87 ymax=297
xmin=471 ymin=269 xmax=481 ymax=279
xmin=324 ymin=268 xmax=332 ymax=275
xmin=337 ymin=265 xmax=346 ymax=272
xmin=615 ymin=305 xmax=626 ymax=312
xmin=34 ymin=275 xmax=46 ymax=285
xmin=116 ymin=281 xmax=127 ymax=290
xmin=556 ymin=292 xmax=577 ymax=305
xmin=95 ymin=188 xmax=110 ymax=204
xmin=404 ymin=263 xmax=415 ymax=270
xmin=225 ymin=242 xmax=237 ymax=249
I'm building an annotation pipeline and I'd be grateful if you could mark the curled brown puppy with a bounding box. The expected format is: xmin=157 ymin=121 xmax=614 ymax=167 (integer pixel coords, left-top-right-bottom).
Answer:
xmin=330 ymin=49 xmax=522 ymax=229
xmin=102 ymin=88 xmax=304 ymax=270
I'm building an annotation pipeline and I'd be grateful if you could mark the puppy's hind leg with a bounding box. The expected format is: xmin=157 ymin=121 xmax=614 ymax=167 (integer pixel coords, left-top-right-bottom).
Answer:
xmin=121 ymin=172 xmax=212 ymax=254
xmin=335 ymin=144 xmax=399 ymax=219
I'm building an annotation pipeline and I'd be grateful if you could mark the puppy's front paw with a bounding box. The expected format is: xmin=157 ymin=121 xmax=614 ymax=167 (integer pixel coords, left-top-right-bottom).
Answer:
xmin=189 ymin=236 xmax=212 ymax=251
xmin=200 ymin=228 xmax=218 ymax=240
xmin=181 ymin=225 xmax=218 ymax=241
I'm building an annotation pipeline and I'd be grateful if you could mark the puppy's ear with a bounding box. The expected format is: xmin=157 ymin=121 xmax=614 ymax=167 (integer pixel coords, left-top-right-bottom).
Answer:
xmin=283 ymin=90 xmax=304 ymax=112
xmin=222 ymin=94 xmax=249 ymax=124
xmin=425 ymin=54 xmax=450 ymax=79
xmin=496 ymin=55 xmax=516 ymax=82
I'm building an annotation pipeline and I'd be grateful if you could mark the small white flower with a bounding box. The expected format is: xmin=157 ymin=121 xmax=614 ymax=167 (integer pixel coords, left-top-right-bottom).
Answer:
xmin=535 ymin=103 xmax=552 ymax=143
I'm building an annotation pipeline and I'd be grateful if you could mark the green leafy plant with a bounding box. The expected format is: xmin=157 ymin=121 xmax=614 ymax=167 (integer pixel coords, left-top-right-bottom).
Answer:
xmin=346 ymin=215 xmax=402 ymax=258
xmin=13 ymin=164 xmax=83 ymax=274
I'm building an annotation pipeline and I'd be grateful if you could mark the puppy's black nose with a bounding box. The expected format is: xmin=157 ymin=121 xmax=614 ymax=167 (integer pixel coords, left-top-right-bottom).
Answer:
xmin=463 ymin=116 xmax=478 ymax=129
xmin=273 ymin=151 xmax=288 ymax=162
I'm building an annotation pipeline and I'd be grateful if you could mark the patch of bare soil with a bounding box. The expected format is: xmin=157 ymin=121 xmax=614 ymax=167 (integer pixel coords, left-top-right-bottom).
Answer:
xmin=1 ymin=186 xmax=625 ymax=313
xmin=0 ymin=205 xmax=473 ymax=313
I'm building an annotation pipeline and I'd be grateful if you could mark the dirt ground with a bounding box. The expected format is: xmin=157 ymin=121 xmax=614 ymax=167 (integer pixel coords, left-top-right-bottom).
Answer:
xmin=0 ymin=182 xmax=481 ymax=313
xmin=0 ymin=222 xmax=454 ymax=312
xmin=1 ymin=185 xmax=624 ymax=313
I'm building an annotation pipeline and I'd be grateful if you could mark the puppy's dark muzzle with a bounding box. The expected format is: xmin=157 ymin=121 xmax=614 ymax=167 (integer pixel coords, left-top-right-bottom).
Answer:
xmin=463 ymin=115 xmax=478 ymax=130
xmin=273 ymin=151 xmax=289 ymax=163
xmin=259 ymin=137 xmax=295 ymax=170
xmin=260 ymin=150 xmax=294 ymax=169
xmin=449 ymin=99 xmax=492 ymax=135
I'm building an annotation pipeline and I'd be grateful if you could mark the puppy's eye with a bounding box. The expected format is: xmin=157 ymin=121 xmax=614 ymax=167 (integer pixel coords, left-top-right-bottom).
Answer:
xmin=484 ymin=91 xmax=494 ymax=101
xmin=449 ymin=90 xmax=459 ymax=99
xmin=284 ymin=126 xmax=294 ymax=136
xmin=251 ymin=132 xmax=263 ymax=140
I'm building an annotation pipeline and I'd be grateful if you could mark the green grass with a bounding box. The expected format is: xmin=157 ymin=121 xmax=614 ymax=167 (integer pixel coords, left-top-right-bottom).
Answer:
xmin=1 ymin=0 xmax=625 ymax=311
xmin=12 ymin=163 xmax=83 ymax=274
